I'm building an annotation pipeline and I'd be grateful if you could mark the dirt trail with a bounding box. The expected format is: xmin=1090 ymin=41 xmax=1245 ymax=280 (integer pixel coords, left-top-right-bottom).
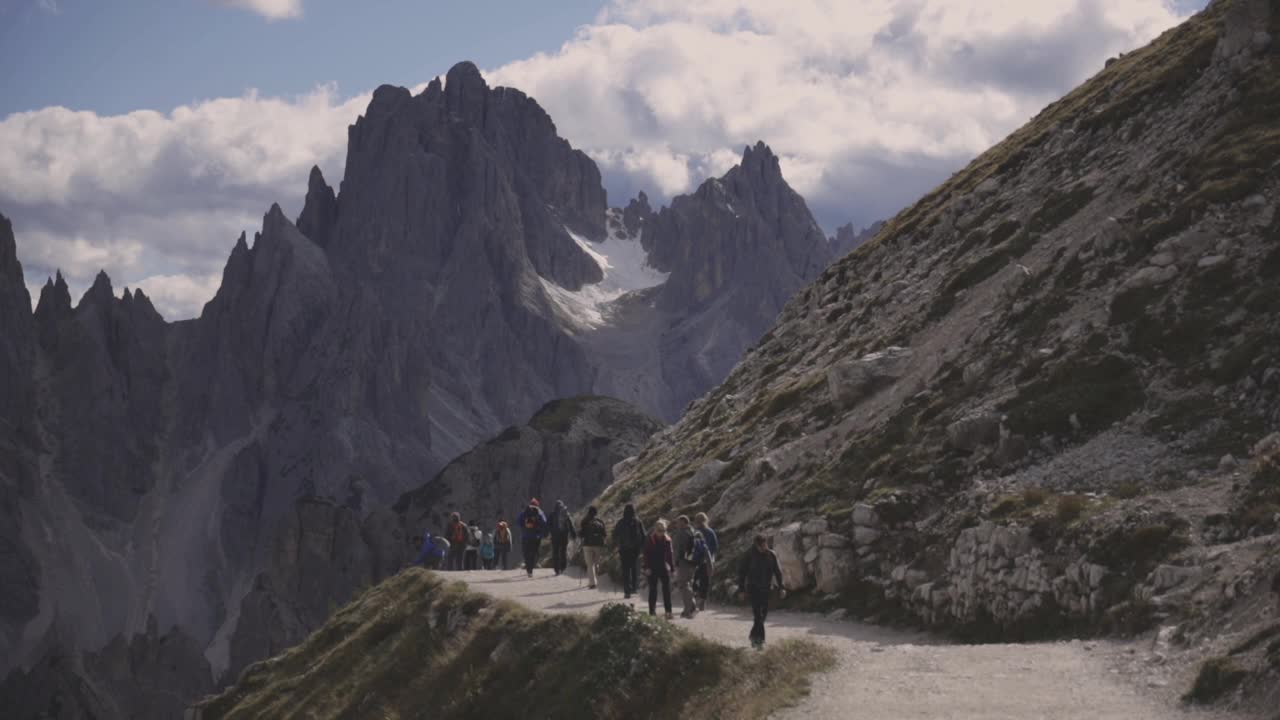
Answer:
xmin=452 ymin=568 xmax=1254 ymax=720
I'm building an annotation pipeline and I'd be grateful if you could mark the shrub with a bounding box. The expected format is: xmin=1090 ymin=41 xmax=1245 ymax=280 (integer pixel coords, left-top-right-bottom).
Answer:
xmin=1056 ymin=495 xmax=1087 ymax=523
xmin=1022 ymin=487 xmax=1049 ymax=507
xmin=1183 ymin=657 xmax=1248 ymax=704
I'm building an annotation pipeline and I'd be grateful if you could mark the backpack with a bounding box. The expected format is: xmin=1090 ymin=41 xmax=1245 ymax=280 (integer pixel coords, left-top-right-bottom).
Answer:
xmin=468 ymin=526 xmax=483 ymax=547
xmin=582 ymin=518 xmax=606 ymax=546
xmin=553 ymin=509 xmax=570 ymax=533
xmin=685 ymin=536 xmax=707 ymax=566
xmin=524 ymin=511 xmax=540 ymax=531
xmin=449 ymin=522 xmax=466 ymax=545
xmin=496 ymin=523 xmax=511 ymax=545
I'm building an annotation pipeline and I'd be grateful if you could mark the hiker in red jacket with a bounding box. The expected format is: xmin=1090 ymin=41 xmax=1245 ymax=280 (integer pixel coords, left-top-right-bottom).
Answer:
xmin=643 ymin=519 xmax=675 ymax=619
xmin=444 ymin=512 xmax=467 ymax=571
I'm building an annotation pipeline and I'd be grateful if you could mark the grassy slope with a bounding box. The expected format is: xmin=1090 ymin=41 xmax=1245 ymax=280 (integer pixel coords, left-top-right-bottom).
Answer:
xmin=195 ymin=569 xmax=834 ymax=720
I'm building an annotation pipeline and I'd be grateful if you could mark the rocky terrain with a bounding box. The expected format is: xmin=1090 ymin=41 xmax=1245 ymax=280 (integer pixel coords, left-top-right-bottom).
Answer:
xmin=602 ymin=0 xmax=1280 ymax=712
xmin=0 ymin=62 xmax=829 ymax=717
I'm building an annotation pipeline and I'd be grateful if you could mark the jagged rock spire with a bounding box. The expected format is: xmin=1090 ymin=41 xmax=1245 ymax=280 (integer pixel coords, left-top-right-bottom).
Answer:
xmin=297 ymin=166 xmax=338 ymax=247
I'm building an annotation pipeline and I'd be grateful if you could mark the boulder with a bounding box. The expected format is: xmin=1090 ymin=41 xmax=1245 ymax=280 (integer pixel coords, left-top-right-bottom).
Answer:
xmin=852 ymin=503 xmax=881 ymax=528
xmin=772 ymin=523 xmax=810 ymax=590
xmin=814 ymin=547 xmax=855 ymax=593
xmin=826 ymin=347 xmax=913 ymax=408
xmin=946 ymin=413 xmax=1002 ymax=451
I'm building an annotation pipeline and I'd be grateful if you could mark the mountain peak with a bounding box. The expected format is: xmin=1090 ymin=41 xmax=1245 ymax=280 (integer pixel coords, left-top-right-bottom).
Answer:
xmin=80 ymin=269 xmax=114 ymax=307
xmin=35 ymin=271 xmax=72 ymax=321
xmin=445 ymin=60 xmax=489 ymax=121
xmin=739 ymin=140 xmax=783 ymax=183
xmin=297 ymin=165 xmax=338 ymax=246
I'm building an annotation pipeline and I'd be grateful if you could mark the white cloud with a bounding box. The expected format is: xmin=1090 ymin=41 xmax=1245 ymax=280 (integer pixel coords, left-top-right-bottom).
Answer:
xmin=490 ymin=0 xmax=1195 ymax=227
xmin=37 ymin=0 xmax=60 ymax=15
xmin=3 ymin=0 xmax=1202 ymax=320
xmin=0 ymin=86 xmax=365 ymax=318
xmin=215 ymin=0 xmax=303 ymax=21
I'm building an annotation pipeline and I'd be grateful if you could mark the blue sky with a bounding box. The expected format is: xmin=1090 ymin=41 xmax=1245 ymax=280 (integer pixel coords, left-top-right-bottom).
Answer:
xmin=0 ymin=0 xmax=604 ymax=116
xmin=0 ymin=0 xmax=1210 ymax=320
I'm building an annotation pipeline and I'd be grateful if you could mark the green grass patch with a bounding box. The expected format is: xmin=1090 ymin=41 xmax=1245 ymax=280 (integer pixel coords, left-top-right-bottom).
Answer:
xmin=196 ymin=570 xmax=836 ymax=720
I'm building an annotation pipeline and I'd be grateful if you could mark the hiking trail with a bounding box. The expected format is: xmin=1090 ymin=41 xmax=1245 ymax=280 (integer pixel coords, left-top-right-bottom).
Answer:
xmin=452 ymin=568 xmax=1256 ymax=720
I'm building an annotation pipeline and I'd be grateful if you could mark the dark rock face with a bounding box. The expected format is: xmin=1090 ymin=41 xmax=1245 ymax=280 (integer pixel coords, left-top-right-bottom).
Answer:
xmin=394 ymin=396 xmax=664 ymax=536
xmin=640 ymin=142 xmax=834 ymax=415
xmin=830 ymin=220 xmax=884 ymax=258
xmin=0 ymin=619 xmax=213 ymax=720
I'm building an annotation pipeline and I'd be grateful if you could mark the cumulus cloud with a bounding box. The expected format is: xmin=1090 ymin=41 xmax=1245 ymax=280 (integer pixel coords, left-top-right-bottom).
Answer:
xmin=214 ymin=0 xmax=303 ymax=21
xmin=0 ymin=86 xmax=364 ymax=318
xmin=490 ymin=0 xmax=1196 ymax=230
xmin=3 ymin=0 xmax=1202 ymax=319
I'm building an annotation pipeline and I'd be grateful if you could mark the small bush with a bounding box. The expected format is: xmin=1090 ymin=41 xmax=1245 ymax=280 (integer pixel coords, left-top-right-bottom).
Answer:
xmin=1112 ymin=482 xmax=1143 ymax=500
xmin=1056 ymin=495 xmax=1088 ymax=523
xmin=1183 ymin=657 xmax=1248 ymax=704
xmin=1022 ymin=487 xmax=1049 ymax=507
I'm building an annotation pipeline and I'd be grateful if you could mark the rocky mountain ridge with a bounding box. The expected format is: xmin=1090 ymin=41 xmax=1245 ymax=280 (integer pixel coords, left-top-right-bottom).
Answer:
xmin=602 ymin=0 xmax=1280 ymax=711
xmin=0 ymin=60 xmax=831 ymax=718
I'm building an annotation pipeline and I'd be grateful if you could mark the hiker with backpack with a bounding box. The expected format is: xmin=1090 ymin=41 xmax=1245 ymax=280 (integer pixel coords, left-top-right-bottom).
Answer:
xmin=494 ymin=513 xmax=513 ymax=570
xmin=579 ymin=506 xmax=608 ymax=589
xmin=643 ymin=519 xmax=675 ymax=619
xmin=411 ymin=534 xmax=447 ymax=570
xmin=445 ymin=512 xmax=468 ymax=571
xmin=518 ymin=499 xmax=548 ymax=577
xmin=693 ymin=512 xmax=719 ymax=611
xmin=464 ymin=521 xmax=484 ymax=570
xmin=671 ymin=515 xmax=699 ymax=618
xmin=548 ymin=500 xmax=578 ymax=576
xmin=480 ymin=531 xmax=496 ymax=570
xmin=613 ymin=504 xmax=646 ymax=599
xmin=736 ymin=533 xmax=787 ymax=649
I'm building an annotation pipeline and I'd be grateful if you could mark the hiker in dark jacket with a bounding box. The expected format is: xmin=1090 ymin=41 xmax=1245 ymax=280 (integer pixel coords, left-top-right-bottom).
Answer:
xmin=518 ymin=500 xmax=548 ymax=577
xmin=737 ymin=533 xmax=786 ymax=649
xmin=580 ymin=506 xmax=608 ymax=589
xmin=693 ymin=512 xmax=719 ymax=611
xmin=643 ymin=520 xmax=675 ymax=619
xmin=548 ymin=499 xmax=578 ymax=576
xmin=613 ymin=504 xmax=647 ymax=599
xmin=445 ymin=512 xmax=467 ymax=571
xmin=463 ymin=521 xmax=483 ymax=570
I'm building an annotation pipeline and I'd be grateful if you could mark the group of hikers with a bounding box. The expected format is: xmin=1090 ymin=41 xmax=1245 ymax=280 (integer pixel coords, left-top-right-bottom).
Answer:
xmin=411 ymin=498 xmax=788 ymax=648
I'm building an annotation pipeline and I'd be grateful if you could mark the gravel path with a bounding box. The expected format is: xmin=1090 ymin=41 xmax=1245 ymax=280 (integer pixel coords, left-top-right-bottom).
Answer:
xmin=452 ymin=568 xmax=1256 ymax=720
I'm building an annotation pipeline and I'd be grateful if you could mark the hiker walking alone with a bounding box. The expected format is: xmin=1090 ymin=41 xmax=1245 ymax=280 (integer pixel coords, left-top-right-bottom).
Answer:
xmin=613 ymin=504 xmax=646 ymax=599
xmin=518 ymin=500 xmax=547 ymax=577
xmin=445 ymin=512 xmax=468 ymax=571
xmin=737 ymin=533 xmax=786 ymax=649
xmin=494 ymin=513 xmax=513 ymax=570
xmin=579 ymin=506 xmax=608 ymax=589
xmin=693 ymin=512 xmax=719 ymax=611
xmin=671 ymin=515 xmax=699 ymax=618
xmin=549 ymin=500 xmax=577 ymax=576
xmin=643 ymin=519 xmax=675 ymax=619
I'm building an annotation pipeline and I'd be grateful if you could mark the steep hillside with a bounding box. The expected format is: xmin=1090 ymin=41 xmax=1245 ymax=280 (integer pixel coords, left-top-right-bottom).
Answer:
xmin=189 ymin=569 xmax=833 ymax=720
xmin=604 ymin=0 xmax=1280 ymax=710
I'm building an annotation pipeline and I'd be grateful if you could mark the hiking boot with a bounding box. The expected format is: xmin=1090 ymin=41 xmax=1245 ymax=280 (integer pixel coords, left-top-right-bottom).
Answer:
xmin=664 ymin=612 xmax=674 ymax=620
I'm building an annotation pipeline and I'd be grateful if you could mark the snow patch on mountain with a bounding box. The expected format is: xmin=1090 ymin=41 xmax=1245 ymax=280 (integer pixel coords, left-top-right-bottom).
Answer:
xmin=540 ymin=211 xmax=668 ymax=331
